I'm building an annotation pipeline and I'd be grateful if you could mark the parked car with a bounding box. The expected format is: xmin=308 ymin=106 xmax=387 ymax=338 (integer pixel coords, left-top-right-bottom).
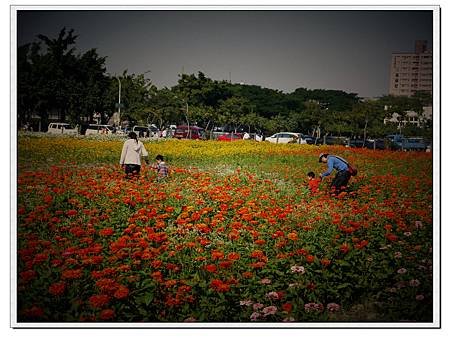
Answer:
xmin=265 ymin=132 xmax=303 ymax=144
xmin=47 ymin=123 xmax=78 ymax=135
xmin=217 ymin=133 xmax=243 ymax=141
xmin=365 ymin=138 xmax=386 ymax=150
xmin=81 ymin=124 xmax=115 ymax=136
xmin=173 ymin=125 xmax=204 ymax=140
xmin=300 ymin=134 xmax=317 ymax=145
xmin=348 ymin=139 xmax=365 ymax=148
xmin=386 ymin=134 xmax=427 ymax=151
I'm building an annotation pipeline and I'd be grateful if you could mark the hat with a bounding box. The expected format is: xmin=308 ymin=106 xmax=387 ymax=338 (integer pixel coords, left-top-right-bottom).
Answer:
xmin=318 ymin=153 xmax=326 ymax=162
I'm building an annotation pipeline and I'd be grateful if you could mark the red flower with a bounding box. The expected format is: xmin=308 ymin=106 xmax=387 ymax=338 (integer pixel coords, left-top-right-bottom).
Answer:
xmin=99 ymin=228 xmax=114 ymax=236
xmin=210 ymin=279 xmax=230 ymax=293
xmin=282 ymin=302 xmax=293 ymax=313
xmin=99 ymin=309 xmax=115 ymax=321
xmin=204 ymin=264 xmax=217 ymax=273
xmin=114 ymin=285 xmax=129 ymax=299
xmin=49 ymin=281 xmax=66 ymax=296
xmin=219 ymin=260 xmax=233 ymax=269
xmin=89 ymin=294 xmax=110 ymax=308
xmin=386 ymin=233 xmax=398 ymax=242
xmin=340 ymin=243 xmax=350 ymax=254
xmin=61 ymin=269 xmax=83 ymax=280
xmin=355 ymin=239 xmax=369 ymax=250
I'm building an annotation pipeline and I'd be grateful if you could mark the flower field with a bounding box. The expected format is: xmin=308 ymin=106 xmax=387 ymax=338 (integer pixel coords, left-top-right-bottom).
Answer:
xmin=15 ymin=134 xmax=434 ymax=324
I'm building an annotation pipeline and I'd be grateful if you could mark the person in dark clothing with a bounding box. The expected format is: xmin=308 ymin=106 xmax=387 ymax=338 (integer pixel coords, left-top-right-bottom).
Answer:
xmin=318 ymin=153 xmax=351 ymax=194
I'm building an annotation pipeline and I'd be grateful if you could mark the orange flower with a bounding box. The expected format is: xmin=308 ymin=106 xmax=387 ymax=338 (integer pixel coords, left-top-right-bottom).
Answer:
xmin=210 ymin=279 xmax=230 ymax=293
xmin=204 ymin=264 xmax=217 ymax=273
xmin=211 ymin=250 xmax=225 ymax=260
xmin=250 ymin=250 xmax=264 ymax=259
xmin=287 ymin=232 xmax=298 ymax=241
xmin=227 ymin=252 xmax=241 ymax=261
xmin=320 ymin=258 xmax=331 ymax=267
xmin=306 ymin=255 xmax=315 ymax=263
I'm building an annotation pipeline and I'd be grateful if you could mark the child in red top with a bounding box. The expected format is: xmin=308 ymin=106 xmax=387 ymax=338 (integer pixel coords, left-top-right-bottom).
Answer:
xmin=307 ymin=171 xmax=321 ymax=193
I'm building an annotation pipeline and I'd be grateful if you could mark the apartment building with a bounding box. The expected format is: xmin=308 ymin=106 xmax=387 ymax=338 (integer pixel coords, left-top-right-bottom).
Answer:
xmin=389 ymin=40 xmax=433 ymax=97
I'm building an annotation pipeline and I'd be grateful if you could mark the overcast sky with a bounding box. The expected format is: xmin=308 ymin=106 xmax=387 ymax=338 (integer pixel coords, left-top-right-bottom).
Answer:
xmin=16 ymin=9 xmax=434 ymax=98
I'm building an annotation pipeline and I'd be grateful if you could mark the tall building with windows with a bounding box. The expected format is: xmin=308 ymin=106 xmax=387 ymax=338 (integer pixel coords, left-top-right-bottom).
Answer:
xmin=389 ymin=40 xmax=433 ymax=97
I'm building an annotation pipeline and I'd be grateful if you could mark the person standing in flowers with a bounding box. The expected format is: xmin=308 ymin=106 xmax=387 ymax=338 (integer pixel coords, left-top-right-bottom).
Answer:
xmin=318 ymin=153 xmax=351 ymax=194
xmin=120 ymin=131 xmax=148 ymax=177
xmin=152 ymin=154 xmax=169 ymax=180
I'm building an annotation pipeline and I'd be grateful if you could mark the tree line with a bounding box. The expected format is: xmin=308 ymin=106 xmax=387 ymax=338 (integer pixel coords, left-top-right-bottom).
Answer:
xmin=17 ymin=28 xmax=433 ymax=138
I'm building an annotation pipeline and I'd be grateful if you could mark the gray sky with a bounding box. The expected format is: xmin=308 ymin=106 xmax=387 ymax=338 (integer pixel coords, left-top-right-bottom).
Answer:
xmin=16 ymin=9 xmax=434 ymax=98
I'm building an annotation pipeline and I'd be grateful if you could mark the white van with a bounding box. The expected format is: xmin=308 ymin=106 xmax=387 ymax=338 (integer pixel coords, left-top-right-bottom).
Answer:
xmin=84 ymin=124 xmax=115 ymax=136
xmin=47 ymin=123 xmax=78 ymax=135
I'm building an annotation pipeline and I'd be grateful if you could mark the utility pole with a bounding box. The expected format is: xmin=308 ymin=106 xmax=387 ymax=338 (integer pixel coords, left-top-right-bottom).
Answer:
xmin=116 ymin=76 xmax=122 ymax=126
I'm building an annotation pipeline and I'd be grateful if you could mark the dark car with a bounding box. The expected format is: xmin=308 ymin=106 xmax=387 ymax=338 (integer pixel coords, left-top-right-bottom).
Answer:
xmin=365 ymin=139 xmax=386 ymax=150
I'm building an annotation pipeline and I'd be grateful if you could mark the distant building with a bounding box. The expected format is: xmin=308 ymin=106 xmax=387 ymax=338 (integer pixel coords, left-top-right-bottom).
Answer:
xmin=389 ymin=40 xmax=433 ymax=97
xmin=384 ymin=106 xmax=432 ymax=128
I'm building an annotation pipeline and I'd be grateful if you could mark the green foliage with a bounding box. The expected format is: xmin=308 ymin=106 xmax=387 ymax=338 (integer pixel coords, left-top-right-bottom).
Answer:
xmin=18 ymin=29 xmax=432 ymax=140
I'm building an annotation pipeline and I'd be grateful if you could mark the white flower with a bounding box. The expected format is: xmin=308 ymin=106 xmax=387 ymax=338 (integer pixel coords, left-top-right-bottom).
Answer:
xmin=290 ymin=265 xmax=306 ymax=274
xmin=239 ymin=300 xmax=253 ymax=306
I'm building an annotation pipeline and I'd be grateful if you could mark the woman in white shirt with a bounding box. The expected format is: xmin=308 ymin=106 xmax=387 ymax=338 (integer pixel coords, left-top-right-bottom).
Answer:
xmin=120 ymin=132 xmax=148 ymax=177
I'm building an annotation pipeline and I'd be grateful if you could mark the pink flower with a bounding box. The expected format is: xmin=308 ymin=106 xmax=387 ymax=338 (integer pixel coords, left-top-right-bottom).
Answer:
xmin=416 ymin=294 xmax=425 ymax=301
xmin=409 ymin=279 xmax=421 ymax=287
xmin=326 ymin=303 xmax=341 ymax=312
xmin=266 ymin=291 xmax=280 ymax=300
xmin=397 ymin=268 xmax=407 ymax=274
xmin=415 ymin=220 xmax=423 ymax=229
xmin=262 ymin=305 xmax=278 ymax=316
xmin=394 ymin=252 xmax=402 ymax=259
xmin=253 ymin=302 xmax=264 ymax=311
xmin=260 ymin=278 xmax=272 ymax=285
xmin=250 ymin=312 xmax=261 ymax=321
xmin=240 ymin=300 xmax=253 ymax=306
xmin=304 ymin=303 xmax=323 ymax=313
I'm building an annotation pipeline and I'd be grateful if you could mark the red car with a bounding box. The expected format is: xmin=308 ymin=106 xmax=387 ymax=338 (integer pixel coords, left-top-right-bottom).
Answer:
xmin=173 ymin=125 xmax=204 ymax=139
xmin=217 ymin=133 xmax=243 ymax=141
